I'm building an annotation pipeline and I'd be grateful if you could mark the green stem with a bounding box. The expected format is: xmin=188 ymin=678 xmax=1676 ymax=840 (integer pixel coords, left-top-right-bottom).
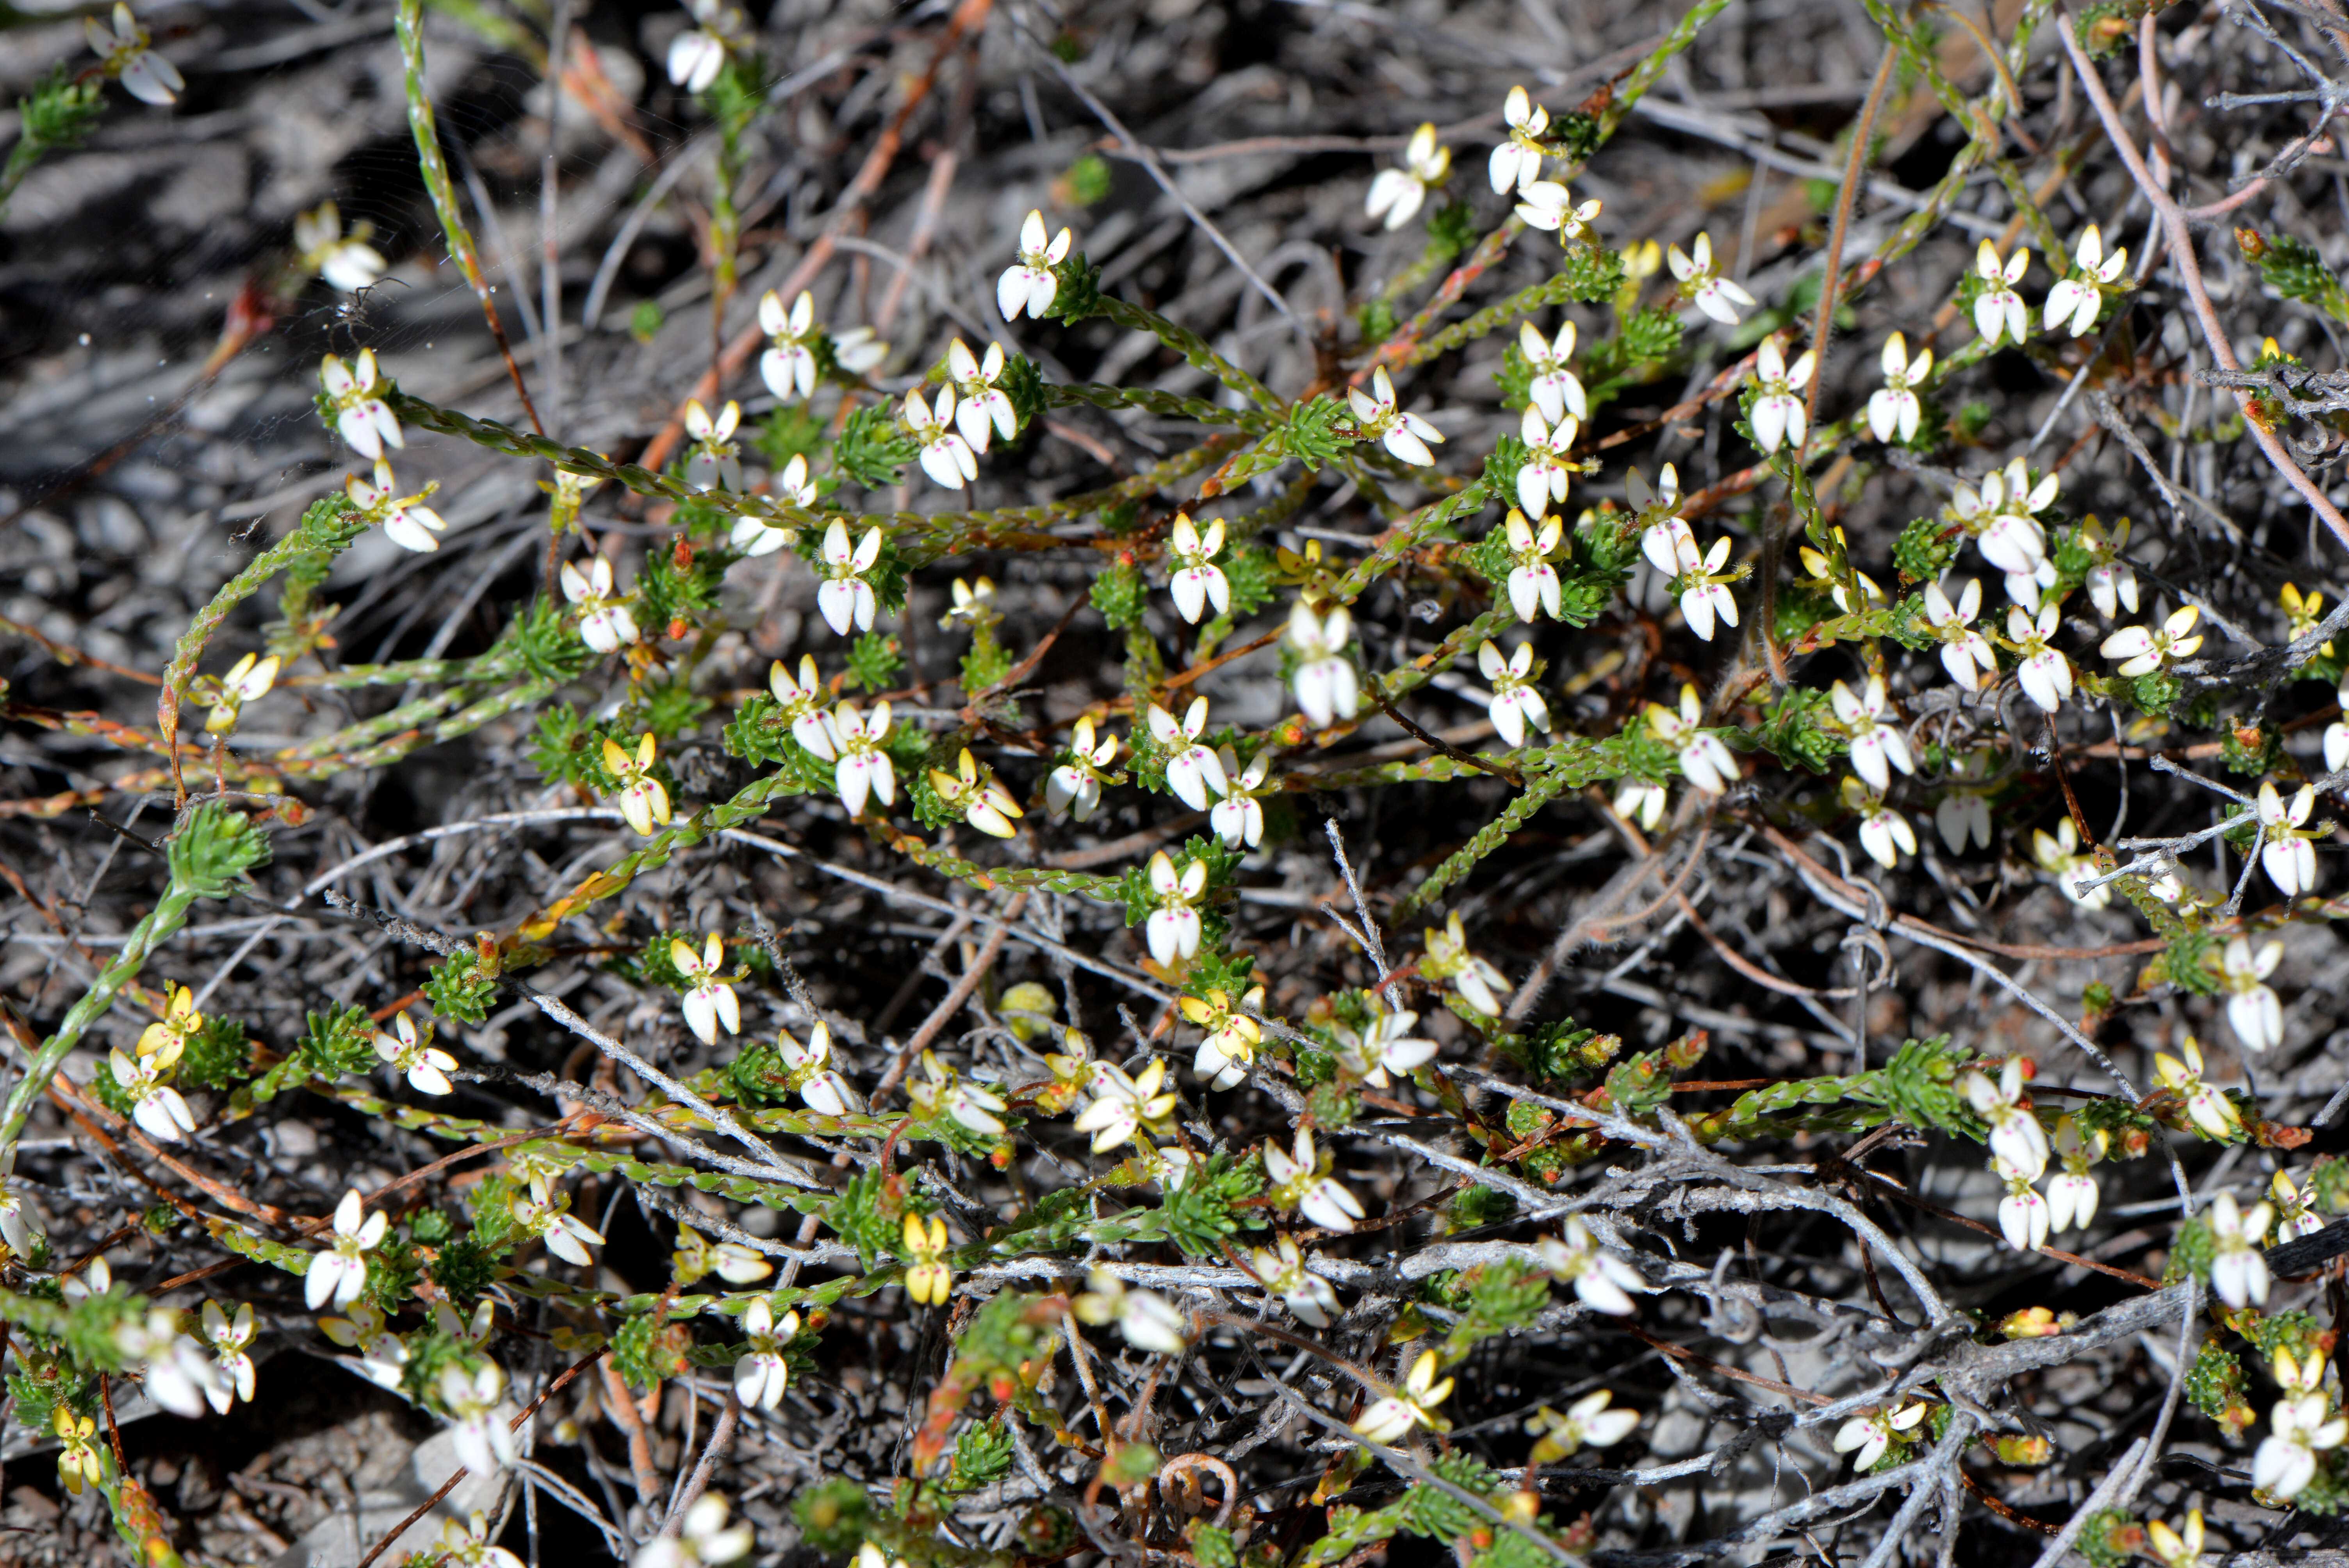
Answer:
xmin=0 ymin=881 xmax=195 ymax=1164
xmin=157 ymin=529 xmax=337 ymax=792
xmin=1095 ymin=297 xmax=1280 ymax=413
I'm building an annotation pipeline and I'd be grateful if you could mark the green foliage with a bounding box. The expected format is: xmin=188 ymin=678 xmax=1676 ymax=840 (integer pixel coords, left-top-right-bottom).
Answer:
xmin=1153 ymin=1151 xmax=1266 ymax=1258
xmin=179 ymin=1013 xmax=254 ymax=1090
xmin=1554 ymin=242 xmax=1626 ymax=301
xmin=528 ymin=704 xmax=623 ymax=789
xmin=1549 ymin=109 xmax=1604 ymax=163
xmin=512 ymin=595 xmax=596 ymax=683
xmin=844 ymin=632 xmax=905 ymax=694
xmin=1447 ymin=1182 xmax=1517 ymax=1231
xmin=2184 ymin=1338 xmax=2252 ymax=1428
xmin=1433 ymin=1259 xmax=1550 ymax=1363
xmin=1191 ymin=1523 xmax=1237 ymax=1568
xmin=1481 ymin=435 xmax=1530 ymax=509
xmin=729 ymin=1040 xmax=795 ymax=1108
xmin=2170 ymin=1211 xmax=2218 ymax=1287
xmin=1759 ymin=686 xmax=1846 ymax=775
xmin=1495 ymin=337 xmax=1536 ymax=411
xmin=629 ymin=300 xmax=665 ymax=343
xmin=1283 ymin=396 xmax=1351 ymax=471
xmin=634 ymin=544 xmax=727 ymax=635
xmin=409 ymin=1209 xmax=453 ymax=1245
xmin=2312 ymin=1154 xmax=2349 ymax=1214
xmin=2075 ymin=1509 xmax=2144 ymax=1568
xmin=611 ymin=1312 xmax=692 ymax=1393
xmin=168 ymin=801 xmax=271 ymax=901
xmin=999 ymin=353 xmax=1050 ymax=436
xmin=1359 ymin=297 xmax=1399 ymax=347
xmin=828 ymin=1168 xmax=915 ymax=1265
xmin=423 ymin=951 xmax=498 ymax=1026
xmin=754 ymin=403 xmax=827 ymax=470
xmin=1403 ymin=1452 xmax=1499 ymax=1540
xmin=1091 ymin=559 xmax=1148 ymax=631
xmin=1425 ymin=201 xmax=1480 ymax=261
xmin=2223 ymin=719 xmax=2281 ymax=775
xmin=467 ymin=1173 xmax=519 ymax=1253
xmin=1604 ymin=1049 xmax=1674 ymax=1118
xmin=836 ymin=404 xmax=920 ymax=489
xmin=2242 ymin=228 xmax=2349 ymax=319
xmin=1893 ymin=516 xmax=1962 ymax=584
xmin=636 ymin=679 xmax=714 ymax=741
xmin=430 ymin=1233 xmax=501 ymax=1306
xmin=1499 ymin=1016 xmax=1618 ymax=1082
xmin=794 ymin=1477 xmax=872 ymax=1557
xmin=2127 ymin=671 xmax=2179 ymax=720
xmin=1062 ymin=153 xmax=1114 ymax=205
xmin=1861 ymin=1035 xmax=1977 ymax=1133
xmin=945 ymin=1420 xmax=1016 ymax=1494
xmin=1044 ymin=251 xmax=1103 ymax=323
xmin=298 ymin=1002 xmax=379 ymax=1079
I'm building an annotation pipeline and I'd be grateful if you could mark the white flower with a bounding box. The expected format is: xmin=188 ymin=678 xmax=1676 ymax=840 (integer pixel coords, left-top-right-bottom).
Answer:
xmin=1920 ymin=579 xmax=1998 ymax=691
xmin=2274 ymin=1171 xmax=2325 ymax=1242
xmin=320 ymin=1301 xmax=408 ymax=1389
xmin=1646 ymin=682 xmax=1737 ymax=795
xmin=829 ymin=700 xmax=896 ymax=818
xmin=294 ymin=201 xmax=388 ymax=293
xmin=2079 ymin=517 xmax=2139 ymax=619
xmin=374 ymin=1010 xmax=456 ymax=1096
xmin=768 ymin=656 xmax=838 ymax=760
xmin=1517 ymin=321 xmax=1587 ymax=426
xmin=833 ymin=326 xmax=889 ymax=374
xmin=906 ymin=387 xmax=979 ymax=490
xmin=0 ymin=1186 xmax=35 ymax=1256
xmin=345 ymin=460 xmax=446 ymax=553
xmin=1971 ymin=240 xmax=2032 ymax=347
xmin=1210 ymin=747 xmax=1272 ymax=850
xmin=926 ymin=748 xmax=1023 ymax=839
xmin=733 ymin=1299 xmax=800 ymax=1413
xmin=1830 ymin=675 xmax=1914 ymax=793
xmin=1961 ymin=1058 xmax=2047 ymax=1178
xmin=733 ymin=455 xmax=816 ymax=557
xmin=683 ymin=399 xmax=743 ymax=492
xmin=999 ymin=209 xmax=1073 ymax=321
xmin=1834 ymin=1402 xmax=1928 ymax=1470
xmin=672 ymin=933 xmax=741 ymax=1045
xmin=1478 ymin=640 xmax=1551 ymax=748
xmin=946 ymin=339 xmax=1019 ymax=452
xmin=1488 ymin=86 xmax=1551 ymax=193
xmin=634 ymin=1494 xmax=754 ymax=1568
xmin=605 ymin=732 xmax=672 ymax=837
xmin=666 ymin=0 xmax=730 ymax=93
xmin=1642 ymin=523 xmax=1739 ymax=642
xmin=320 ymin=349 xmax=403 ymax=460
xmin=2327 ymin=671 xmax=2349 ymax=774
xmin=2143 ymin=1509 xmax=2206 ymax=1568
xmin=1503 ymin=508 xmax=1564 ymax=623
xmin=1996 ymin=1153 xmax=2050 ymax=1251
xmin=1949 ymin=458 xmax=2056 ymax=576
xmin=1144 ymin=850 xmax=1208 ymax=966
xmin=88 ymin=3 xmax=182 ymax=105
xmin=1074 ymin=1270 xmax=1192 ymax=1354
xmin=2046 ymin=1115 xmax=2105 ymax=1233
xmin=1248 ymin=1236 xmax=1342 ymax=1327
xmin=2257 ymin=782 xmax=2319 ymax=897
xmin=1937 ymin=753 xmax=1994 ymax=853
xmin=1184 ymin=986 xmax=1266 ymax=1089
xmin=1355 ymin=1349 xmax=1454 ymax=1443
xmin=2101 ymin=604 xmax=2203 ymax=677
xmin=779 ymin=1022 xmax=859 ymax=1116
xmin=2043 ymin=225 xmax=2127 ymax=338
xmin=436 ymin=1510 xmax=525 ymax=1568
xmin=1048 ymin=715 xmax=1119 ymax=821
xmin=1526 ymin=1390 xmax=1641 ymax=1461
xmin=1367 ymin=122 xmax=1451 ymax=228
xmin=512 ymin=1173 xmax=606 ymax=1267
xmin=1866 ymin=332 xmax=1934 ymax=444
xmin=1073 ymin=1059 xmax=1178 ymax=1153
xmin=200 ymin=651 xmax=275 ymax=734
xmin=1287 ymin=600 xmax=1360 ymax=727
xmin=1616 ymin=779 xmax=1668 ymax=830
xmin=306 ymin=1189 xmax=387 ymax=1310
xmin=758 ymin=289 xmax=820 ymax=399
xmin=2222 ymin=937 xmax=2286 ymax=1054
xmin=1423 ymin=911 xmax=1511 ymax=1016
xmin=560 ymin=555 xmax=640 ymax=652
xmin=2156 ymin=1037 xmax=2244 ymax=1146
xmin=1538 ymin=1215 xmax=1649 ymax=1316
xmin=1515 ymin=406 xmax=1579 ymax=519
xmin=816 ymin=520 xmax=884 ymax=636
xmin=1514 ymin=181 xmax=1602 ymax=242
xmin=1666 ymin=232 xmax=1756 ymax=326
xmin=1748 ymin=337 xmax=1817 ymax=453
xmin=1147 ymin=696 xmax=1227 ymax=813
xmin=1264 ymin=1126 xmax=1363 ymax=1233
xmin=1845 ymin=777 xmax=1917 ymax=869
xmin=442 ymin=1361 xmax=518 ymax=1475
xmin=119 ymin=1308 xmax=219 ymax=1418
xmin=2005 ymin=603 xmax=2073 ymax=713
xmin=110 ymin=1046 xmax=193 ymax=1143
xmin=2255 ymin=1392 xmax=2347 ymax=1500
xmin=907 ymin=1050 xmax=1005 ymax=1136
xmin=1347 ymin=367 xmax=1444 ymax=467
xmin=1333 ymin=1000 xmax=1439 ymax=1089
xmin=1164 ymin=513 xmax=1230 ymax=624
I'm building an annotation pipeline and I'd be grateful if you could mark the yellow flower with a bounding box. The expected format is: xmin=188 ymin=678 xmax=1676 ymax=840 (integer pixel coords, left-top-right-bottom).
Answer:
xmin=2282 ymin=583 xmax=2334 ymax=656
xmin=2144 ymin=1507 xmax=2205 ymax=1568
xmin=137 ymin=983 xmax=202 ymax=1062
xmin=902 ymin=1213 xmax=953 ymax=1306
xmin=202 ymin=651 xmax=280 ymax=734
xmin=54 ymin=1407 xmax=106 ymax=1495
